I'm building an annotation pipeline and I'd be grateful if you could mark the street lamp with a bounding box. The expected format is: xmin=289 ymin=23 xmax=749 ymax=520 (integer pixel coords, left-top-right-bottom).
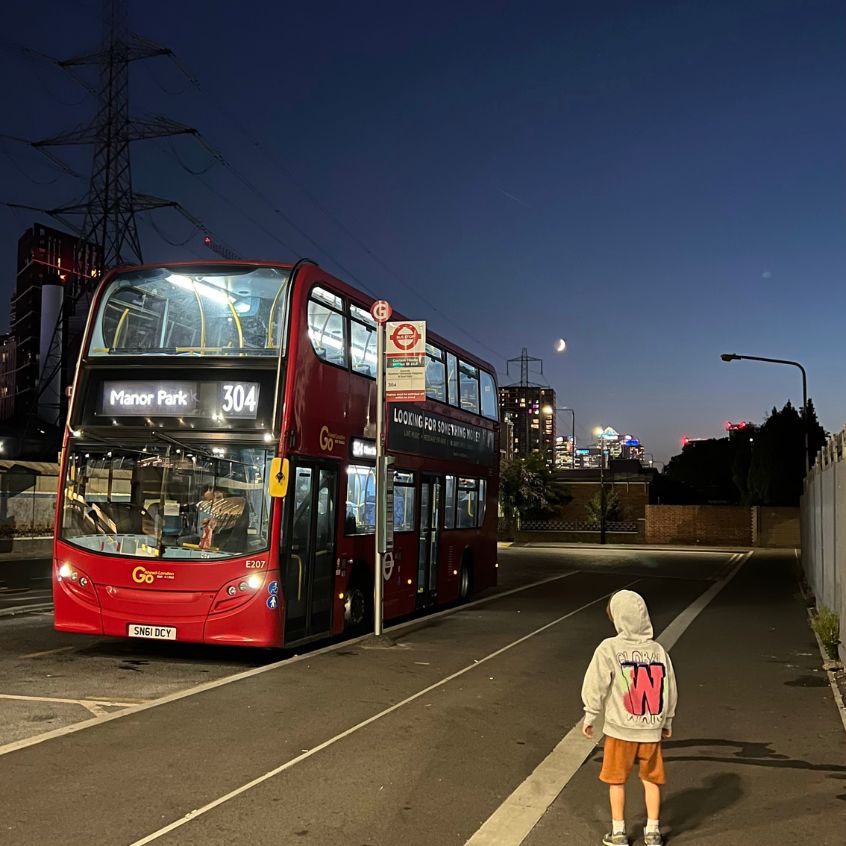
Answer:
xmin=542 ymin=404 xmax=576 ymax=468
xmin=720 ymin=352 xmax=809 ymax=472
xmin=593 ymin=425 xmax=608 ymax=544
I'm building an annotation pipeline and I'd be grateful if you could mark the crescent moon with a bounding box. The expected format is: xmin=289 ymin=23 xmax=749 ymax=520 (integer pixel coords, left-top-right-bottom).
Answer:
xmin=555 ymin=338 xmax=567 ymax=352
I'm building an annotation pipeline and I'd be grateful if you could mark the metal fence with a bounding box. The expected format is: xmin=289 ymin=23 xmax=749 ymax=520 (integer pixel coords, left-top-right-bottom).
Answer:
xmin=800 ymin=429 xmax=845 ymax=662
xmin=519 ymin=519 xmax=638 ymax=533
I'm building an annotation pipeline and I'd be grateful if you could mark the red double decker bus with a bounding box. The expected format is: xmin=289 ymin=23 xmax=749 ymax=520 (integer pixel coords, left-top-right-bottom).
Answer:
xmin=53 ymin=260 xmax=499 ymax=647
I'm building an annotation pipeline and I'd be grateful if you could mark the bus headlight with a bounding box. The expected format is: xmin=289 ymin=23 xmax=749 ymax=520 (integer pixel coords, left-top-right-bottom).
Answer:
xmin=211 ymin=573 xmax=267 ymax=614
xmin=56 ymin=563 xmax=97 ymax=604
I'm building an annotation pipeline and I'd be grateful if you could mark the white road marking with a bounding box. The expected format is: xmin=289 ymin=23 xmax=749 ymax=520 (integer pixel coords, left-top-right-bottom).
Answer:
xmin=517 ymin=546 xmax=749 ymax=557
xmin=0 ymin=602 xmax=53 ymax=618
xmin=19 ymin=646 xmax=75 ymax=659
xmin=462 ymin=551 xmax=752 ymax=846
xmin=0 ymin=570 xmax=580 ymax=758
xmin=0 ymin=693 xmax=147 ymax=710
xmin=128 ymin=580 xmax=637 ymax=846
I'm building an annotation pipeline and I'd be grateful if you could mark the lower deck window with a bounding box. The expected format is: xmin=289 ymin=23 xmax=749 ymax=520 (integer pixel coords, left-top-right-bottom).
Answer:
xmin=345 ymin=467 xmax=417 ymax=535
xmin=444 ymin=475 xmax=486 ymax=530
xmin=345 ymin=465 xmax=376 ymax=534
xmin=393 ymin=471 xmax=416 ymax=532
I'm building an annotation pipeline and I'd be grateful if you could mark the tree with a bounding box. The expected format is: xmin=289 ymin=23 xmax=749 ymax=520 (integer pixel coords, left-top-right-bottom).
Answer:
xmin=585 ymin=489 xmax=622 ymax=525
xmin=660 ymin=399 xmax=826 ymax=507
xmin=499 ymin=454 xmax=568 ymax=534
xmin=662 ymin=432 xmax=754 ymax=504
xmin=747 ymin=401 xmax=826 ymax=506
xmin=804 ymin=398 xmax=828 ymax=467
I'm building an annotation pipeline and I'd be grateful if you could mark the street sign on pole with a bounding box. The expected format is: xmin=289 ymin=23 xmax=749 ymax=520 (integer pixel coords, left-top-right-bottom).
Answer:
xmin=386 ymin=320 xmax=426 ymax=403
xmin=371 ymin=300 xmax=392 ymax=324
xmin=373 ymin=304 xmax=391 ymax=638
xmin=377 ymin=454 xmax=394 ymax=557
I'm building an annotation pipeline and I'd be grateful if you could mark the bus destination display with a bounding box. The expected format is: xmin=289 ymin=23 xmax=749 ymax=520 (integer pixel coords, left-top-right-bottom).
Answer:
xmin=101 ymin=380 xmax=260 ymax=419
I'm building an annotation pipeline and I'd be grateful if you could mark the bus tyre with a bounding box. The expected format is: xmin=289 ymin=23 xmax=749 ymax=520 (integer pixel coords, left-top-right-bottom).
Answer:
xmin=459 ymin=560 xmax=472 ymax=602
xmin=344 ymin=581 xmax=371 ymax=632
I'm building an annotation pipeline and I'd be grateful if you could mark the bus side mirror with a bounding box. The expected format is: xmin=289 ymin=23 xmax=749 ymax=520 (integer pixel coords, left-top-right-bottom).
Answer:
xmin=268 ymin=457 xmax=289 ymax=498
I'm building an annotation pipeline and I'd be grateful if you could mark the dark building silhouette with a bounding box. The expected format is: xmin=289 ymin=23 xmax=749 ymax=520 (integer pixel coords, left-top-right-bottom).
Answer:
xmin=9 ymin=224 xmax=100 ymax=423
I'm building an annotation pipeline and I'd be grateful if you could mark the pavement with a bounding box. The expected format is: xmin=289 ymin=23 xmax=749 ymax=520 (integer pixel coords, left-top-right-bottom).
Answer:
xmin=0 ymin=545 xmax=842 ymax=846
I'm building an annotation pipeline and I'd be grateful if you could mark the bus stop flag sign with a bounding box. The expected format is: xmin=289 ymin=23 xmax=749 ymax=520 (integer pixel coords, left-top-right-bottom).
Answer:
xmin=385 ymin=320 xmax=426 ymax=402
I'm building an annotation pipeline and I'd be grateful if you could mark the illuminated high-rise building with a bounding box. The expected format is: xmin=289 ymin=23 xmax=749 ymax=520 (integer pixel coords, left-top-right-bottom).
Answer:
xmin=498 ymin=385 xmax=557 ymax=466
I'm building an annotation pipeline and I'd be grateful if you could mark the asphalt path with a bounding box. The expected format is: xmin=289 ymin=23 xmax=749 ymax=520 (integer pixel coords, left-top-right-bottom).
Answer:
xmin=0 ymin=556 xmax=51 ymax=615
xmin=521 ymin=550 xmax=846 ymax=846
xmin=0 ymin=546 xmax=767 ymax=846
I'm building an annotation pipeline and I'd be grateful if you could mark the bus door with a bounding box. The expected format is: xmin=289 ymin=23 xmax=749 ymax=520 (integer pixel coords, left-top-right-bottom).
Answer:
xmin=282 ymin=461 xmax=338 ymax=642
xmin=416 ymin=475 xmax=441 ymax=608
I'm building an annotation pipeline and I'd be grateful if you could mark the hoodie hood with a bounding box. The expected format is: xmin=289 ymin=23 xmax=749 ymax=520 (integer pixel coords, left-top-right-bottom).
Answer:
xmin=609 ymin=590 xmax=653 ymax=641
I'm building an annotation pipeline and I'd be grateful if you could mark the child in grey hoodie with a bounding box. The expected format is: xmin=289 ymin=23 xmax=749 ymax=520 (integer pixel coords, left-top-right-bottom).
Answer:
xmin=581 ymin=590 xmax=677 ymax=846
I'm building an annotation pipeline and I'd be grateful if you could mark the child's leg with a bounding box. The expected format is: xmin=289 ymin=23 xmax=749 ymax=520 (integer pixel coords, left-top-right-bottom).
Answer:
xmin=641 ymin=779 xmax=660 ymax=820
xmin=609 ymin=783 xmax=626 ymax=821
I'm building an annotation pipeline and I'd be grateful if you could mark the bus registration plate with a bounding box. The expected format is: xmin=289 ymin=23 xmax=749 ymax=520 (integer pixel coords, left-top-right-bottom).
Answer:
xmin=128 ymin=624 xmax=176 ymax=640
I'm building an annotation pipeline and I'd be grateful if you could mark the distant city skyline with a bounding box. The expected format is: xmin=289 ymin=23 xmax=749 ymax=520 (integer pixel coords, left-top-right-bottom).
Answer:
xmin=1 ymin=0 xmax=844 ymax=462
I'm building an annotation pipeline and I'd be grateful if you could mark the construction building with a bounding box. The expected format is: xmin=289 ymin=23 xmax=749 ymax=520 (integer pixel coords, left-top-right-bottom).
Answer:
xmin=8 ymin=224 xmax=100 ymax=423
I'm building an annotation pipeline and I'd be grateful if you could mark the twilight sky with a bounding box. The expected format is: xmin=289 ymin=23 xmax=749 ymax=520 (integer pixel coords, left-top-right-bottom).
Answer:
xmin=1 ymin=0 xmax=845 ymax=463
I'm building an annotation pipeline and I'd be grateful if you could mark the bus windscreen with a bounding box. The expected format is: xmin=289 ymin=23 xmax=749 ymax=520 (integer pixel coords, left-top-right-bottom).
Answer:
xmin=61 ymin=444 xmax=273 ymax=560
xmin=87 ymin=265 xmax=290 ymax=357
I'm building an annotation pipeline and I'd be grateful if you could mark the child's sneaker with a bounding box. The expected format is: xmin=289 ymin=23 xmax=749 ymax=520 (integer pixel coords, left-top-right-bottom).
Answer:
xmin=643 ymin=830 xmax=663 ymax=846
xmin=602 ymin=833 xmax=629 ymax=846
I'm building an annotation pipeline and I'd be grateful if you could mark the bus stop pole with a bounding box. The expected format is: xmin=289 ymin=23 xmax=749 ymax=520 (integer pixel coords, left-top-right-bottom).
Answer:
xmin=374 ymin=320 xmax=385 ymax=637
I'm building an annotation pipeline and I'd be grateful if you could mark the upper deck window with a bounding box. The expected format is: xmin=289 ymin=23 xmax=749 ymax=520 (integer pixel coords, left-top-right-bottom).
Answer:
xmin=308 ymin=286 xmax=347 ymax=368
xmin=458 ymin=361 xmax=480 ymax=415
xmin=350 ymin=303 xmax=377 ymax=378
xmin=88 ymin=266 xmax=290 ymax=358
xmin=425 ymin=344 xmax=446 ymax=403
xmin=480 ymin=370 xmax=498 ymax=420
xmin=446 ymin=352 xmax=458 ymax=406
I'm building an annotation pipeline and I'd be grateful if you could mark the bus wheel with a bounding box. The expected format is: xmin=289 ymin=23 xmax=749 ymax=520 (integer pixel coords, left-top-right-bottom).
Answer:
xmin=459 ymin=559 xmax=472 ymax=601
xmin=344 ymin=582 xmax=371 ymax=631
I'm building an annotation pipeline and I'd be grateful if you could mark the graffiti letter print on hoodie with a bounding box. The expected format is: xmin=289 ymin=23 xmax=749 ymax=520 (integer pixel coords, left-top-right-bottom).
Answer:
xmin=581 ymin=590 xmax=678 ymax=742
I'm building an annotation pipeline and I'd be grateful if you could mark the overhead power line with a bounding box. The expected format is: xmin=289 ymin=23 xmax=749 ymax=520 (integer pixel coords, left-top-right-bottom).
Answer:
xmin=165 ymin=53 xmax=508 ymax=363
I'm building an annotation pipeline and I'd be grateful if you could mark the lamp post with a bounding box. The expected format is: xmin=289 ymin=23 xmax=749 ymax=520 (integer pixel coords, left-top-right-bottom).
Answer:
xmin=593 ymin=425 xmax=607 ymax=544
xmin=720 ymin=353 xmax=809 ymax=473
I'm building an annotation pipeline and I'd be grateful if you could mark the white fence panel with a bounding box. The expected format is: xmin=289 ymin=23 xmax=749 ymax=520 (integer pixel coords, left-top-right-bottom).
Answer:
xmin=801 ymin=430 xmax=846 ymax=663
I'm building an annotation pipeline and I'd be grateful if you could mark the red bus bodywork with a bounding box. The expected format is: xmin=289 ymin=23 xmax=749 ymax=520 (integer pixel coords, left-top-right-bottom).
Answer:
xmin=53 ymin=260 xmax=499 ymax=647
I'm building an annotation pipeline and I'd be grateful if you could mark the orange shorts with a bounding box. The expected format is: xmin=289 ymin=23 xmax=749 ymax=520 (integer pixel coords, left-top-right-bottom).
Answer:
xmin=599 ymin=737 xmax=666 ymax=785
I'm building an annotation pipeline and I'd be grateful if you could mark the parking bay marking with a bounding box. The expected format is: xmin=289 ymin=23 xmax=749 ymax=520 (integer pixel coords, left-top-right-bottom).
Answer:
xmin=19 ymin=646 xmax=76 ymax=659
xmin=0 ymin=569 xmax=583 ymax=759
xmin=128 ymin=579 xmax=637 ymax=846
xmin=0 ymin=693 xmax=149 ymax=718
xmin=462 ymin=551 xmax=752 ymax=846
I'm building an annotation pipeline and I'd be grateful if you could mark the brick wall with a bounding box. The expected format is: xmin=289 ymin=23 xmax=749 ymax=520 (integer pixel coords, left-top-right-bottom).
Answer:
xmin=645 ymin=505 xmax=752 ymax=546
xmin=753 ymin=507 xmax=800 ymax=548
xmin=557 ymin=482 xmax=649 ymax=522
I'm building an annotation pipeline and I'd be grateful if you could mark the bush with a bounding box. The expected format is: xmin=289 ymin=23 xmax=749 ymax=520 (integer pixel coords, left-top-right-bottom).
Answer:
xmin=811 ymin=607 xmax=841 ymax=660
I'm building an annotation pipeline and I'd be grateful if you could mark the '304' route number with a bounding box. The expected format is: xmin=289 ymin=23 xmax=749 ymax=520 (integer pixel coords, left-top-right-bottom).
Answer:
xmin=221 ymin=383 xmax=258 ymax=415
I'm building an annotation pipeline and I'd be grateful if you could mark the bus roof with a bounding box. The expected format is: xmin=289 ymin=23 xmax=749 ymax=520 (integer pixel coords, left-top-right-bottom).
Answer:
xmin=100 ymin=259 xmax=498 ymax=376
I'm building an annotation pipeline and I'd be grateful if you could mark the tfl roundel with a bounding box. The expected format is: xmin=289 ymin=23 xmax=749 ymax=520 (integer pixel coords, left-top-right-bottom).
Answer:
xmin=370 ymin=300 xmax=392 ymax=324
xmin=389 ymin=322 xmax=421 ymax=351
